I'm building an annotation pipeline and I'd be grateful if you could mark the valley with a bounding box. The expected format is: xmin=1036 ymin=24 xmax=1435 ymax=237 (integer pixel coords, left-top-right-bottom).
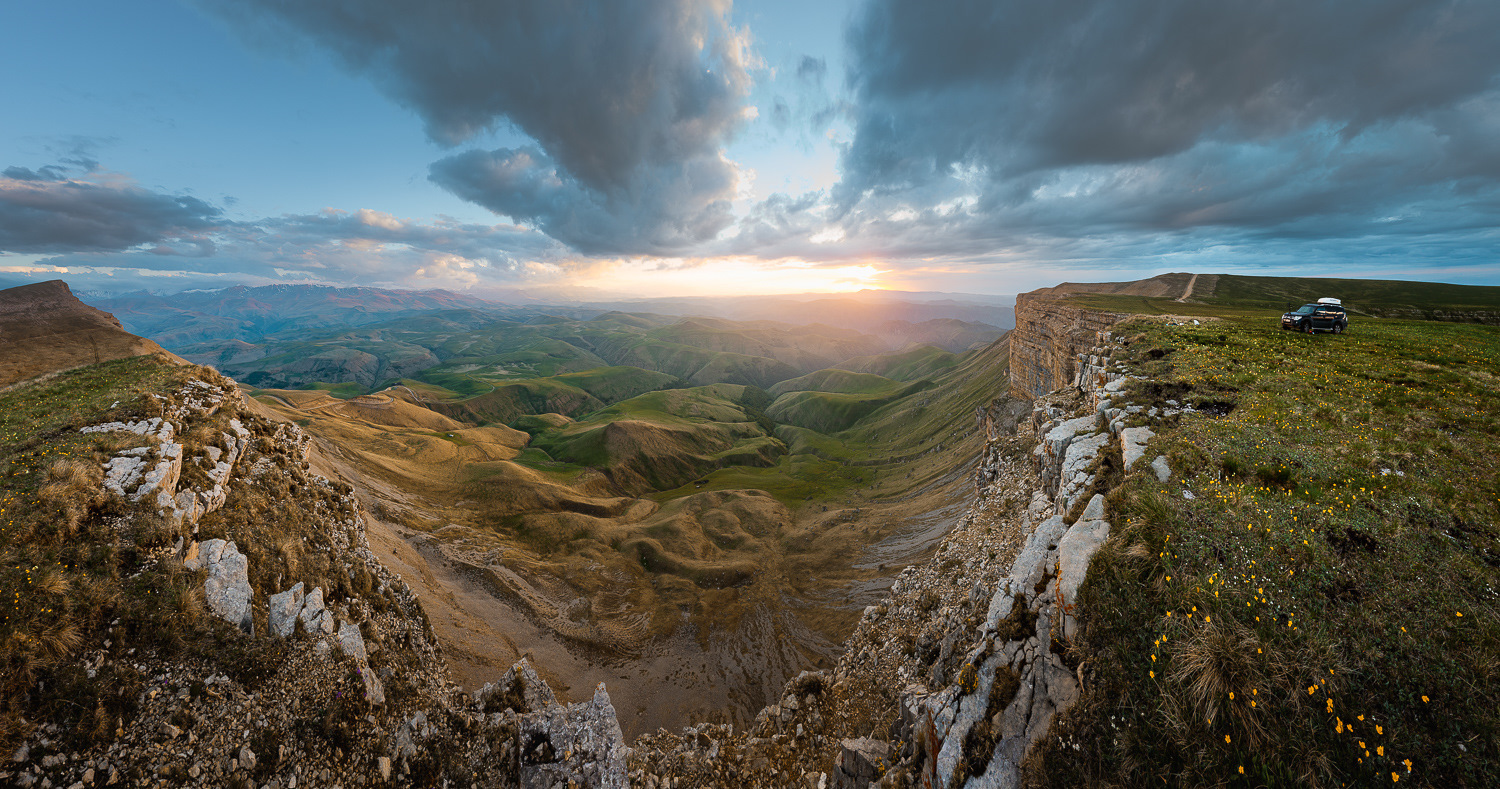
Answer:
xmin=181 ymin=299 xmax=1016 ymax=736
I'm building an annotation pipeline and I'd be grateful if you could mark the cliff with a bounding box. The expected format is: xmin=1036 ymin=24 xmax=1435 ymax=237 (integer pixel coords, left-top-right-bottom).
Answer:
xmin=1007 ymin=292 xmax=1127 ymax=397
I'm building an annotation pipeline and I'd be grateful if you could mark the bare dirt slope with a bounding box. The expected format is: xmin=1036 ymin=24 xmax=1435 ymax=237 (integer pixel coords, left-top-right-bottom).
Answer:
xmin=0 ymin=280 xmax=177 ymax=387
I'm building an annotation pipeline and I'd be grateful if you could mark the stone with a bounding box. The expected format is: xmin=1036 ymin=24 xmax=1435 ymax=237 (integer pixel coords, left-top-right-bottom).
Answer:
xmin=1057 ymin=517 xmax=1111 ymax=610
xmin=1058 ymin=432 xmax=1110 ymax=510
xmin=833 ymin=738 xmax=890 ymax=789
xmin=1042 ymin=416 xmax=1099 ymax=464
xmin=238 ymin=747 xmax=256 ymax=772
xmin=1004 ymin=515 xmax=1068 ymax=603
xmin=1078 ymin=493 xmax=1106 ymax=523
xmin=298 ymin=587 xmax=333 ymax=635
xmin=1151 ymin=455 xmax=1172 ymax=482
xmin=268 ymin=583 xmax=305 ymax=639
xmin=511 ymin=681 xmax=629 ymax=789
xmin=476 ymin=658 xmax=558 ymax=713
xmin=377 ymin=757 xmax=391 ymax=781
xmin=336 ymin=622 xmax=368 ymax=664
xmin=197 ymin=540 xmax=253 ymax=634
xmin=1120 ymin=426 xmax=1155 ymax=471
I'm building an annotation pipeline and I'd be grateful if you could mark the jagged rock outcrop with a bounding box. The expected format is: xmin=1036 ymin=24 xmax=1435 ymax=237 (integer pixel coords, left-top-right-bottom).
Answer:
xmin=186 ymin=538 xmax=254 ymax=634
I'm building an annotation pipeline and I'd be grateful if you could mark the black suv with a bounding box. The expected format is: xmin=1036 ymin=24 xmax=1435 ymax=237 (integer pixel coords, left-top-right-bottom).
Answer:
xmin=1281 ymin=299 xmax=1348 ymax=334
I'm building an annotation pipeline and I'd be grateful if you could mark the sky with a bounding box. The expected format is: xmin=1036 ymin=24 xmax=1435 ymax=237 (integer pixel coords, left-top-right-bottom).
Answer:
xmin=2 ymin=0 xmax=1499 ymax=299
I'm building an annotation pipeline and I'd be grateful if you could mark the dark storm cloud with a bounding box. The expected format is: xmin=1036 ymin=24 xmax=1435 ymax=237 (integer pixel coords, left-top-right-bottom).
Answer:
xmin=206 ymin=0 xmax=754 ymax=254
xmin=823 ymin=0 xmax=1500 ymax=263
xmin=428 ymin=146 xmax=735 ymax=255
xmin=0 ymin=165 xmax=223 ymax=253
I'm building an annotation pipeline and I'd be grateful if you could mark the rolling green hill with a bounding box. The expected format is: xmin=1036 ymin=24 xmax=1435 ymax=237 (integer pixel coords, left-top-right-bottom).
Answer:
xmin=526 ymin=384 xmax=784 ymax=496
xmin=767 ymin=368 xmax=906 ymax=398
xmin=834 ymin=343 xmax=962 ymax=381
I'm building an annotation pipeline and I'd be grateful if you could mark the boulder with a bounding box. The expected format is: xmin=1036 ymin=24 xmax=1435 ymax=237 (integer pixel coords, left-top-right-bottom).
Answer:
xmin=1120 ymin=426 xmax=1155 ymax=471
xmin=1151 ymin=455 xmax=1172 ymax=482
xmin=1057 ymin=513 xmax=1111 ymax=610
xmin=1058 ymin=432 xmax=1110 ymax=510
xmin=268 ymin=582 xmax=305 ymax=639
xmin=512 ymin=682 xmax=630 ymax=789
xmin=337 ymin=622 xmax=368 ymax=664
xmin=299 ymin=586 xmax=333 ymax=635
xmin=833 ymin=737 xmax=891 ymax=789
xmin=476 ymin=658 xmax=557 ymax=713
xmin=196 ymin=539 xmax=253 ymax=634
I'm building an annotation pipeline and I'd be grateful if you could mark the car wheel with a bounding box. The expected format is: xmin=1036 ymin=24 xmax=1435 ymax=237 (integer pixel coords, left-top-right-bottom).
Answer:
xmin=1333 ymin=323 xmax=1343 ymax=334
xmin=1303 ymin=321 xmax=1314 ymax=334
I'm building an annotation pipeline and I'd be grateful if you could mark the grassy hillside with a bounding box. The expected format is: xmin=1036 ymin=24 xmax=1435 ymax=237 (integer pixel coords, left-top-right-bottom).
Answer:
xmin=1036 ymin=315 xmax=1500 ymax=787
xmin=766 ymin=381 xmax=934 ymax=435
xmin=426 ymin=379 xmax=604 ymax=425
xmin=834 ymin=343 xmax=961 ymax=381
xmin=526 ymin=384 xmax=783 ymax=495
xmin=767 ymin=368 xmax=905 ymax=398
xmin=1063 ymin=274 xmax=1500 ymax=324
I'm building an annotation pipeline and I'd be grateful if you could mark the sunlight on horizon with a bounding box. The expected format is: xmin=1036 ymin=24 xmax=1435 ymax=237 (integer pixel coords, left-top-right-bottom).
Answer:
xmin=587 ymin=257 xmax=887 ymax=297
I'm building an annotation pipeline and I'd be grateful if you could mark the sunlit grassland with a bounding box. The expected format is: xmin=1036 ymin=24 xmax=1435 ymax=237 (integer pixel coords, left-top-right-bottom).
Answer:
xmin=1042 ymin=316 xmax=1500 ymax=788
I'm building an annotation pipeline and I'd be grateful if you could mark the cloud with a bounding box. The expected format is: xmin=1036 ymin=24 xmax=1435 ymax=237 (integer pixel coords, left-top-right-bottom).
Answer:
xmin=819 ymin=0 xmax=1500 ymax=268
xmin=205 ymin=0 xmax=758 ymax=254
xmin=0 ymin=163 xmax=224 ymax=253
xmin=428 ymin=146 xmax=735 ymax=255
xmin=0 ymin=156 xmax=576 ymax=292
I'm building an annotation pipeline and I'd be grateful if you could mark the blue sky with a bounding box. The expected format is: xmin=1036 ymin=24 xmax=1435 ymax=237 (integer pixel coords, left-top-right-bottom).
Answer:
xmin=2 ymin=0 xmax=1498 ymax=298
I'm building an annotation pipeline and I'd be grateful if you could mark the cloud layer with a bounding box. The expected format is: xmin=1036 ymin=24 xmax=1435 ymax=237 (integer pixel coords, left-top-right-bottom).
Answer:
xmin=0 ymin=164 xmax=222 ymax=254
xmin=819 ymin=0 xmax=1500 ymax=260
xmin=209 ymin=0 xmax=756 ymax=254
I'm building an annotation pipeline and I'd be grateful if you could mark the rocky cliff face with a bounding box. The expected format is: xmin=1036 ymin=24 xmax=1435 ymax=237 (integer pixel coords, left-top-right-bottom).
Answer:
xmin=1007 ymin=293 xmax=1126 ymax=398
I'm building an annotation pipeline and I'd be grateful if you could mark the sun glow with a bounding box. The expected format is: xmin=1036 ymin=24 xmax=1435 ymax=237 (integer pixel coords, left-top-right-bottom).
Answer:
xmin=588 ymin=257 xmax=885 ymax=297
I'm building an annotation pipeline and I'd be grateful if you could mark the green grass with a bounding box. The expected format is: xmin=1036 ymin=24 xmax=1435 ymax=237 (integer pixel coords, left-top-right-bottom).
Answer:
xmin=300 ymin=381 xmax=367 ymax=399
xmin=1038 ymin=316 xmax=1500 ymax=788
xmin=835 ymin=343 xmax=962 ymax=381
xmin=1064 ymin=274 xmax=1500 ymax=323
xmin=767 ymin=368 xmax=906 ymax=398
xmin=766 ymin=381 xmax=933 ymax=434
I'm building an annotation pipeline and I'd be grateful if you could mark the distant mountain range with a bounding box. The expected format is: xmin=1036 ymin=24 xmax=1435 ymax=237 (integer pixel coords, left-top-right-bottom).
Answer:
xmin=85 ymin=284 xmax=1015 ymax=349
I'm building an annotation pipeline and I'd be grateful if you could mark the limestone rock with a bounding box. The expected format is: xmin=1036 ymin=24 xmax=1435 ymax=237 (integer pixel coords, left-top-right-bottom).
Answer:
xmin=1120 ymin=426 xmax=1155 ymax=471
xmin=833 ymin=737 xmax=890 ymax=789
xmin=268 ymin=582 xmax=305 ymax=639
xmin=1152 ymin=454 xmax=1172 ymax=482
xmin=512 ymin=682 xmax=630 ymax=789
xmin=1058 ymin=432 xmax=1110 ymax=511
xmin=337 ymin=622 xmax=368 ymax=664
xmin=298 ymin=586 xmax=333 ymax=635
xmin=1057 ymin=515 xmax=1111 ymax=610
xmin=194 ymin=539 xmax=253 ymax=634
xmin=476 ymin=658 xmax=557 ymax=713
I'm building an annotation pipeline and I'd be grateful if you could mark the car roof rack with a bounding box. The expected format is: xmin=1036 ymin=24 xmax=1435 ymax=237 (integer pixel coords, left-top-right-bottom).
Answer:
xmin=1317 ymin=297 xmax=1342 ymax=306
